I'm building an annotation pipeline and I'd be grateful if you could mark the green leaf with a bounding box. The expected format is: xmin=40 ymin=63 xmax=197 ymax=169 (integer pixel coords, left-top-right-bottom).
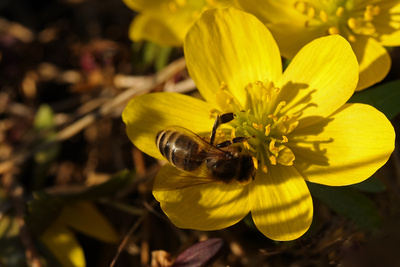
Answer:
xmin=348 ymin=80 xmax=400 ymax=119
xmin=307 ymin=182 xmax=381 ymax=230
xmin=350 ymin=176 xmax=386 ymax=193
xmin=40 ymin=222 xmax=85 ymax=267
xmin=155 ymin=46 xmax=173 ymax=71
xmin=59 ymin=201 xmax=119 ymax=244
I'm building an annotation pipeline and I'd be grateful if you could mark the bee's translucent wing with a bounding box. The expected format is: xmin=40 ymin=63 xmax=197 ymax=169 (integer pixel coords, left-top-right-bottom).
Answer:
xmin=153 ymin=163 xmax=218 ymax=191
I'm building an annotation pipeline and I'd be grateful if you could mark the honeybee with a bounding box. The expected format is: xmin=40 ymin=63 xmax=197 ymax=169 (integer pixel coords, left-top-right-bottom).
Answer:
xmin=155 ymin=113 xmax=255 ymax=185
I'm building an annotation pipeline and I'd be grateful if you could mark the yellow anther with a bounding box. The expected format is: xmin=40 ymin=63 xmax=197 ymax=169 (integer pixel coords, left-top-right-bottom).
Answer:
xmin=336 ymin=6 xmax=344 ymax=17
xmin=372 ymin=6 xmax=380 ymax=16
xmin=348 ymin=17 xmax=358 ymax=29
xmin=219 ymin=81 xmax=228 ymax=90
xmin=175 ymin=0 xmax=186 ymax=7
xmin=270 ymin=155 xmax=277 ymax=165
xmin=262 ymin=165 xmax=268 ymax=173
xmin=364 ymin=9 xmax=374 ymax=21
xmin=294 ymin=1 xmax=306 ymax=13
xmin=246 ymin=83 xmax=253 ymax=90
xmin=168 ymin=2 xmax=177 ymax=12
xmin=206 ymin=0 xmax=216 ymax=6
xmin=307 ymin=6 xmax=315 ymax=18
xmin=268 ymin=114 xmax=278 ymax=123
xmin=226 ymin=98 xmax=233 ymax=105
xmin=255 ymin=80 xmax=263 ymax=86
xmin=243 ymin=140 xmax=252 ymax=150
xmin=252 ymin=123 xmax=263 ymax=130
xmin=282 ymin=115 xmax=289 ymax=122
xmin=320 ymin=10 xmax=328 ymax=22
xmin=269 ymin=140 xmax=280 ymax=155
xmin=252 ymin=157 xmax=258 ymax=170
xmin=348 ymin=35 xmax=357 ymax=42
xmin=209 ymin=109 xmax=220 ymax=119
xmin=282 ymin=135 xmax=288 ymax=143
xmin=328 ymin=26 xmax=340 ymax=35
xmin=265 ymin=124 xmax=271 ymax=136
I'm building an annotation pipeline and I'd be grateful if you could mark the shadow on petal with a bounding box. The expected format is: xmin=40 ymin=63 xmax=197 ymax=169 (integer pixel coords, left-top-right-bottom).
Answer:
xmin=153 ymin=164 xmax=250 ymax=231
xmin=250 ymin=166 xmax=313 ymax=241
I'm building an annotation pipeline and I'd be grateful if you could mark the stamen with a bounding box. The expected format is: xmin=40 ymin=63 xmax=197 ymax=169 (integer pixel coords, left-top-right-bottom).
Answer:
xmin=265 ymin=124 xmax=271 ymax=136
xmin=348 ymin=35 xmax=356 ymax=42
xmin=307 ymin=7 xmax=315 ymax=18
xmin=262 ymin=165 xmax=268 ymax=173
xmin=209 ymin=109 xmax=220 ymax=119
xmin=252 ymin=123 xmax=263 ymax=130
xmin=273 ymin=101 xmax=286 ymax=116
xmin=336 ymin=6 xmax=344 ymax=17
xmin=320 ymin=10 xmax=328 ymax=23
xmin=328 ymin=26 xmax=340 ymax=35
xmin=269 ymin=139 xmax=280 ymax=155
xmin=175 ymin=0 xmax=186 ymax=6
xmin=206 ymin=0 xmax=216 ymax=6
xmin=252 ymin=157 xmax=258 ymax=170
xmin=372 ymin=6 xmax=380 ymax=16
xmin=268 ymin=114 xmax=278 ymax=123
xmin=168 ymin=2 xmax=177 ymax=12
xmin=270 ymin=155 xmax=277 ymax=165
xmin=348 ymin=17 xmax=358 ymax=29
xmin=295 ymin=1 xmax=306 ymax=13
xmin=220 ymin=81 xmax=228 ymax=90
xmin=364 ymin=9 xmax=374 ymax=21
xmin=282 ymin=135 xmax=288 ymax=143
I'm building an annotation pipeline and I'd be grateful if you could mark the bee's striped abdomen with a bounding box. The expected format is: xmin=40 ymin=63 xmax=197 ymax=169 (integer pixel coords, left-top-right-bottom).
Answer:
xmin=156 ymin=130 xmax=205 ymax=172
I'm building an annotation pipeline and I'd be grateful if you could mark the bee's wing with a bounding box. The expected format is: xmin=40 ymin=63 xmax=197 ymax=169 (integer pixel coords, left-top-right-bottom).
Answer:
xmin=153 ymin=163 xmax=218 ymax=191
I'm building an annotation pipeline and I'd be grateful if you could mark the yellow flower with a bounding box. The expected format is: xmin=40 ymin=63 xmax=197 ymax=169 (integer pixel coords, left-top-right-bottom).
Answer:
xmin=122 ymin=8 xmax=395 ymax=240
xmin=123 ymin=0 xmax=235 ymax=46
xmin=237 ymin=0 xmax=400 ymax=91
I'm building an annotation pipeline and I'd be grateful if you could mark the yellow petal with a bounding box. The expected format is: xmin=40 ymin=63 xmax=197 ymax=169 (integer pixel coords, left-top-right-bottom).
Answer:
xmin=266 ymin=21 xmax=327 ymax=59
xmin=290 ymin=103 xmax=395 ymax=186
xmin=238 ymin=0 xmax=326 ymax=59
xmin=277 ymin=35 xmax=358 ymax=129
xmin=184 ymin=8 xmax=282 ymax=109
xmin=237 ymin=0 xmax=302 ymax=25
xmin=351 ymin=36 xmax=391 ymax=91
xmin=153 ymin=164 xmax=250 ymax=230
xmin=122 ymin=92 xmax=215 ymax=160
xmin=129 ymin=14 xmax=185 ymax=46
xmin=249 ymin=166 xmax=313 ymax=241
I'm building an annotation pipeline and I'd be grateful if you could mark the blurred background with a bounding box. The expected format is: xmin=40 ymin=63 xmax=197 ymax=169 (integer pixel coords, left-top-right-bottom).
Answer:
xmin=1 ymin=0 xmax=400 ymax=266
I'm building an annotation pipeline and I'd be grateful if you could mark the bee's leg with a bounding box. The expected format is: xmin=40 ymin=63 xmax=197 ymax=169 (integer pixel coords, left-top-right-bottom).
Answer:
xmin=210 ymin=112 xmax=235 ymax=145
xmin=216 ymin=137 xmax=248 ymax=148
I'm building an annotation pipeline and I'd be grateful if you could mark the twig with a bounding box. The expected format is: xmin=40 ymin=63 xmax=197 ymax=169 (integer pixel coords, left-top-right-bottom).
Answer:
xmin=5 ymin=57 xmax=187 ymax=168
xmin=109 ymin=200 xmax=159 ymax=267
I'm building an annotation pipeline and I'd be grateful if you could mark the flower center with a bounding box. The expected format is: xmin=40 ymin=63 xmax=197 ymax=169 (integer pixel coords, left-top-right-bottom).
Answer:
xmin=213 ymin=80 xmax=298 ymax=173
xmin=294 ymin=0 xmax=385 ymax=42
